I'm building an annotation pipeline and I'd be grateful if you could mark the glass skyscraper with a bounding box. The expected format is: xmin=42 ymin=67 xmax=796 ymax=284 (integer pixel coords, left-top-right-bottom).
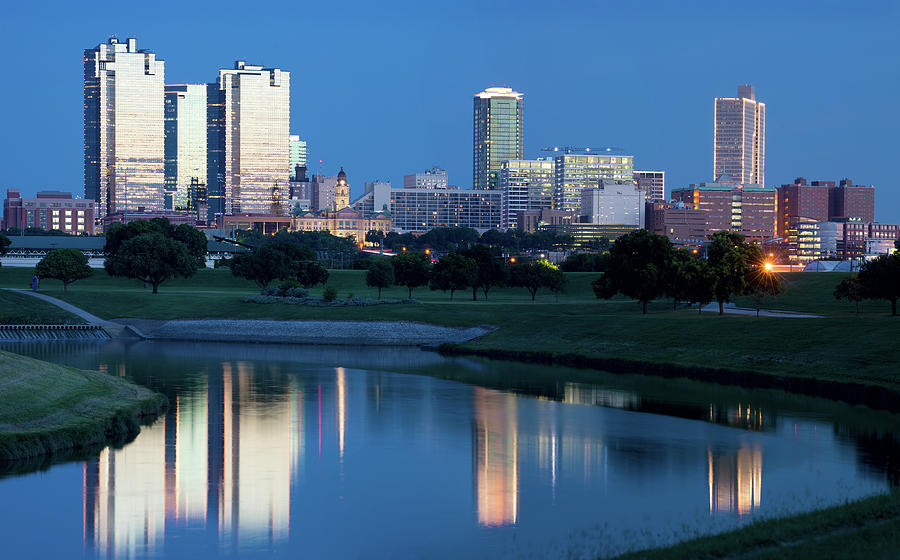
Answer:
xmin=84 ymin=37 xmax=165 ymax=216
xmin=289 ymin=135 xmax=308 ymax=180
xmin=208 ymin=61 xmax=290 ymax=215
xmin=500 ymin=159 xmax=555 ymax=229
xmin=164 ymin=85 xmax=207 ymax=211
xmin=714 ymin=85 xmax=765 ymax=186
xmin=473 ymin=87 xmax=524 ymax=190
xmin=553 ymin=154 xmax=635 ymax=213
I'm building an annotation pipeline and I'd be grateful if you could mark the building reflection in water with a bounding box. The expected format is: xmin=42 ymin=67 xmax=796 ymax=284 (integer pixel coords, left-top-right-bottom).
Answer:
xmin=708 ymin=444 xmax=763 ymax=515
xmin=84 ymin=361 xmax=299 ymax=556
xmin=473 ymin=387 xmax=519 ymax=527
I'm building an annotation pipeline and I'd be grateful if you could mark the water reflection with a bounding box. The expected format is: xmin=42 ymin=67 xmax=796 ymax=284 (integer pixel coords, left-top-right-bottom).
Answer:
xmin=0 ymin=341 xmax=895 ymax=559
xmin=708 ymin=445 xmax=763 ymax=515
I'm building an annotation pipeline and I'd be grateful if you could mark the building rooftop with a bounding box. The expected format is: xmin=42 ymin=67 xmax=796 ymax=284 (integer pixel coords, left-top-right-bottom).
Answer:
xmin=474 ymin=87 xmax=523 ymax=100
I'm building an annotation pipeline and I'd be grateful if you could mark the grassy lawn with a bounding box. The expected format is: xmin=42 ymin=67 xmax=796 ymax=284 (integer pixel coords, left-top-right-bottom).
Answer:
xmin=615 ymin=490 xmax=900 ymax=560
xmin=2 ymin=267 xmax=895 ymax=393
xmin=0 ymin=349 xmax=166 ymax=468
xmin=0 ymin=289 xmax=85 ymax=325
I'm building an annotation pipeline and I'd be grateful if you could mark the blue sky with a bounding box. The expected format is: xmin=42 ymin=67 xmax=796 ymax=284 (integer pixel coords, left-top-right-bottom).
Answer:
xmin=2 ymin=0 xmax=898 ymax=220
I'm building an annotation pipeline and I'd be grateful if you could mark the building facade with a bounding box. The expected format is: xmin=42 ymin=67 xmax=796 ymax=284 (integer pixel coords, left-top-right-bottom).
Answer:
xmin=777 ymin=177 xmax=876 ymax=238
xmin=473 ymin=87 xmax=524 ymax=190
xmin=3 ymin=190 xmax=95 ymax=235
xmin=391 ymin=189 xmax=501 ymax=233
xmin=403 ymin=167 xmax=448 ymax=190
xmin=84 ymin=37 xmax=166 ymax=216
xmin=633 ymin=170 xmax=665 ymax=203
xmin=554 ymin=154 xmax=635 ymax=213
xmin=208 ymin=61 xmax=290 ymax=216
xmin=714 ymin=85 xmax=765 ymax=185
xmin=579 ymin=183 xmax=645 ymax=226
xmin=516 ymin=208 xmax=575 ymax=234
xmin=646 ymin=201 xmax=708 ymax=246
xmin=500 ymin=159 xmax=555 ymax=229
xmin=289 ymin=135 xmax=308 ymax=180
xmin=293 ymin=207 xmax=392 ymax=240
xmin=164 ymin=84 xmax=207 ymax=212
xmin=671 ymin=176 xmax=776 ymax=243
xmin=829 ymin=179 xmax=875 ymax=223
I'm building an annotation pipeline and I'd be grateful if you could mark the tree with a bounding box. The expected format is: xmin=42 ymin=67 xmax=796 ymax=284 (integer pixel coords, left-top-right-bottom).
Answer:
xmin=365 ymin=259 xmax=394 ymax=299
xmin=706 ymin=231 xmax=761 ymax=315
xmin=746 ymin=258 xmax=783 ymax=317
xmin=105 ymin=232 xmax=197 ymax=293
xmin=667 ymin=249 xmax=713 ymax=311
xmin=510 ymin=259 xmax=565 ymax=302
xmin=104 ymin=218 xmax=207 ymax=266
xmin=460 ymin=244 xmax=507 ymax=300
xmin=365 ymin=229 xmax=386 ymax=251
xmin=228 ymin=245 xmax=293 ymax=289
xmin=834 ymin=274 xmax=864 ymax=314
xmin=293 ymin=260 xmax=329 ymax=288
xmin=429 ymin=252 xmax=477 ymax=301
xmin=34 ymin=248 xmax=92 ymax=292
xmin=683 ymin=258 xmax=717 ymax=314
xmin=591 ymin=229 xmax=673 ymax=314
xmin=392 ymin=251 xmax=431 ymax=298
xmin=857 ymin=251 xmax=900 ymax=315
xmin=560 ymin=252 xmax=606 ymax=272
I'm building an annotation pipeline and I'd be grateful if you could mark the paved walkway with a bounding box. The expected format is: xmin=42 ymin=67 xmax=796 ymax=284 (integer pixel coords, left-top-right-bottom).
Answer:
xmin=699 ymin=302 xmax=822 ymax=318
xmin=5 ymin=289 xmax=146 ymax=337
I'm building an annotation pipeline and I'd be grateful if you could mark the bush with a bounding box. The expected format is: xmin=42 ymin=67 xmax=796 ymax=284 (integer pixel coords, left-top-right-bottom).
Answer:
xmin=323 ymin=285 xmax=338 ymax=302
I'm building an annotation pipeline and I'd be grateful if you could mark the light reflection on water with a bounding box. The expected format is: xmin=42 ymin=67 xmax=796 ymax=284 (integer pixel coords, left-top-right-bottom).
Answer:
xmin=0 ymin=341 xmax=894 ymax=559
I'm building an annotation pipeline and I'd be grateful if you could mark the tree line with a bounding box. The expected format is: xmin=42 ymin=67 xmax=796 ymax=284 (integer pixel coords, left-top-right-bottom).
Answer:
xmin=834 ymin=239 xmax=900 ymax=315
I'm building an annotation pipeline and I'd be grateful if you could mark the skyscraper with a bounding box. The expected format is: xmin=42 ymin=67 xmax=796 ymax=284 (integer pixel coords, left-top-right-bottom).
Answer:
xmin=714 ymin=85 xmax=765 ymax=185
xmin=500 ymin=159 xmax=555 ymax=229
xmin=553 ymin=153 xmax=634 ymax=213
xmin=473 ymin=87 xmax=524 ymax=190
xmin=289 ymin=135 xmax=308 ymax=180
xmin=208 ymin=61 xmax=290 ymax=215
xmin=164 ymin=84 xmax=207 ymax=211
xmin=84 ymin=37 xmax=165 ymax=216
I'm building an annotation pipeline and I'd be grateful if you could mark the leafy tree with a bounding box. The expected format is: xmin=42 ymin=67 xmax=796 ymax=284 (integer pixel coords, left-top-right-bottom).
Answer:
xmin=34 ymin=248 xmax=92 ymax=292
xmin=365 ymin=259 xmax=394 ymax=299
xmin=460 ymin=244 xmax=508 ymax=300
xmin=560 ymin=252 xmax=606 ymax=272
xmin=293 ymin=260 xmax=329 ymax=288
xmin=105 ymin=218 xmax=207 ymax=265
xmin=858 ymin=251 xmax=900 ymax=315
xmin=392 ymin=251 xmax=431 ymax=298
xmin=429 ymin=252 xmax=477 ymax=301
xmin=834 ymin=274 xmax=864 ymax=314
xmin=592 ymin=229 xmax=673 ymax=314
xmin=0 ymin=232 xmax=9 ymax=267
xmin=746 ymin=258 xmax=784 ymax=317
xmin=682 ymin=258 xmax=717 ymax=314
xmin=365 ymin=229 xmax=386 ymax=250
xmin=510 ymin=259 xmax=565 ymax=302
xmin=706 ymin=231 xmax=762 ymax=315
xmin=105 ymin=232 xmax=197 ymax=293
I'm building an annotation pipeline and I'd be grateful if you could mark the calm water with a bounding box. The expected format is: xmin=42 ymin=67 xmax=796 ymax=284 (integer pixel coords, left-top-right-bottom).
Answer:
xmin=0 ymin=341 xmax=897 ymax=559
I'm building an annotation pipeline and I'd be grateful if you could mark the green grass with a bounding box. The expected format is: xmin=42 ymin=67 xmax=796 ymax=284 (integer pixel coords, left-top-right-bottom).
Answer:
xmin=0 ymin=289 xmax=85 ymax=325
xmin=0 ymin=349 xmax=166 ymax=467
xmin=615 ymin=490 xmax=900 ymax=560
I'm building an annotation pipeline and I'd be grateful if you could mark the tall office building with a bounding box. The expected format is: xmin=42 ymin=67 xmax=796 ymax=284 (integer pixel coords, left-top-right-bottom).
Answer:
xmin=500 ymin=159 xmax=555 ymax=229
xmin=164 ymin=85 xmax=207 ymax=211
xmin=290 ymin=135 xmax=308 ymax=180
xmin=714 ymin=85 xmax=765 ymax=185
xmin=208 ymin=61 xmax=290 ymax=215
xmin=554 ymin=153 xmax=634 ymax=213
xmin=84 ymin=37 xmax=165 ymax=216
xmin=473 ymin=87 xmax=524 ymax=190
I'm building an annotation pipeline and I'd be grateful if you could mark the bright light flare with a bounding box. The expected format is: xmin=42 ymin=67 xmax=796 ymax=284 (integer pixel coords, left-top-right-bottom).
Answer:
xmin=764 ymin=262 xmax=773 ymax=272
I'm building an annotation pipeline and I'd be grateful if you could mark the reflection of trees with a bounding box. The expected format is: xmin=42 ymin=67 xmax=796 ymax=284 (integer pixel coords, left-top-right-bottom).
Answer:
xmin=473 ymin=387 xmax=518 ymax=527
xmin=834 ymin=426 xmax=900 ymax=487
xmin=707 ymin=444 xmax=762 ymax=515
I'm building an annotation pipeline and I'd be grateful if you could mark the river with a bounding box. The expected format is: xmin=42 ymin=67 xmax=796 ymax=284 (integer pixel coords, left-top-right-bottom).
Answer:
xmin=0 ymin=340 xmax=896 ymax=559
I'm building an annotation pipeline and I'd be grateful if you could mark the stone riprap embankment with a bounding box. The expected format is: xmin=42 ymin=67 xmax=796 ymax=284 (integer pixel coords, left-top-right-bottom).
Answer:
xmin=112 ymin=319 xmax=492 ymax=346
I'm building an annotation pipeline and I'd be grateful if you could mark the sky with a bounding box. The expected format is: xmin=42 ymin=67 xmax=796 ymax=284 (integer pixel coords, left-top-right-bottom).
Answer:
xmin=2 ymin=0 xmax=898 ymax=221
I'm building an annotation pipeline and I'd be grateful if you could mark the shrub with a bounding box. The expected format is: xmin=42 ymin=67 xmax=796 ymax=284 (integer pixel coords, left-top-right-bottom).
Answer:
xmin=323 ymin=285 xmax=338 ymax=302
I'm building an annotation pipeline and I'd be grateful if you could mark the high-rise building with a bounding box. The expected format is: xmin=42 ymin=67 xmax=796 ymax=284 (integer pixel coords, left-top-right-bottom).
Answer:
xmin=164 ymin=84 xmax=207 ymax=211
xmin=829 ymin=179 xmax=875 ymax=223
xmin=473 ymin=87 xmax=524 ymax=190
xmin=290 ymin=135 xmax=308 ymax=180
xmin=714 ymin=85 xmax=765 ymax=185
xmin=84 ymin=37 xmax=165 ymax=216
xmin=403 ymin=167 xmax=448 ymax=190
xmin=580 ymin=183 xmax=646 ymax=227
xmin=633 ymin=170 xmax=665 ymax=203
xmin=207 ymin=61 xmax=290 ymax=215
xmin=776 ymin=177 xmax=829 ymax=238
xmin=500 ymin=159 xmax=555 ymax=229
xmin=553 ymin=153 xmax=634 ymax=213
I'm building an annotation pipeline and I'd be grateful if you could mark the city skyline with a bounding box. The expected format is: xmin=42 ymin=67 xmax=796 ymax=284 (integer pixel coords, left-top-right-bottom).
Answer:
xmin=2 ymin=1 xmax=897 ymax=221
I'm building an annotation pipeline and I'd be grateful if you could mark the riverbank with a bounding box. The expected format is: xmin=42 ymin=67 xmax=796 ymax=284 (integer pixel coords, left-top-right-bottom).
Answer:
xmin=614 ymin=490 xmax=900 ymax=559
xmin=0 ymin=350 xmax=166 ymax=466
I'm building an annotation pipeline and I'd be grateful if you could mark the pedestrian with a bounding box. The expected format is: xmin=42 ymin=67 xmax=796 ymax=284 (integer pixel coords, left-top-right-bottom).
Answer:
xmin=31 ymin=274 xmax=39 ymax=291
